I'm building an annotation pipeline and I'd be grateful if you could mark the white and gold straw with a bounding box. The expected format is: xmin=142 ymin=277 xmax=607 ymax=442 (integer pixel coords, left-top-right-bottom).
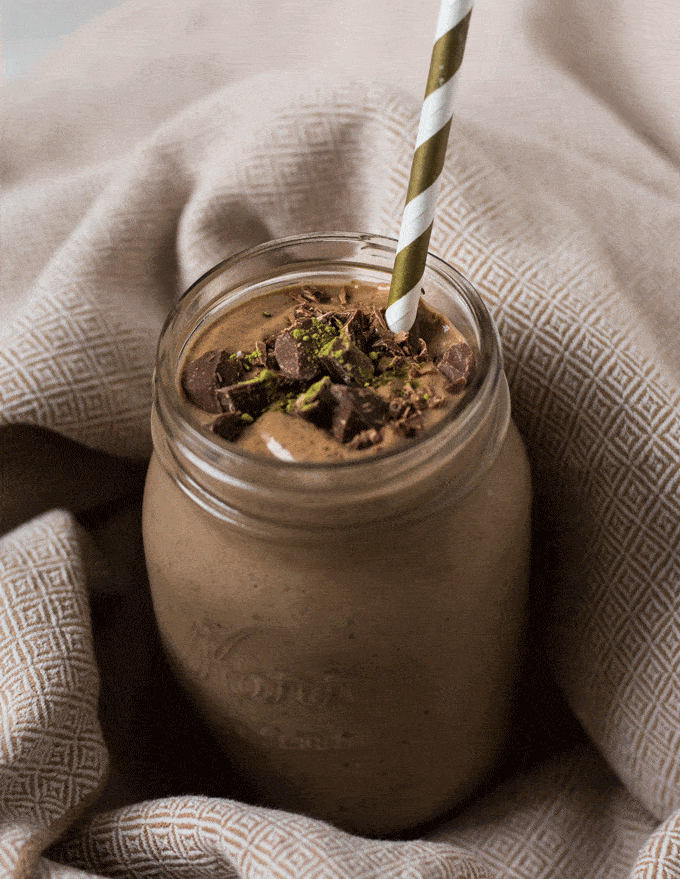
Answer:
xmin=386 ymin=0 xmax=473 ymax=333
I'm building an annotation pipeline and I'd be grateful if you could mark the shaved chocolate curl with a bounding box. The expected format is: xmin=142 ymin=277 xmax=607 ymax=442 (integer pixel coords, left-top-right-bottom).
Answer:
xmin=347 ymin=428 xmax=383 ymax=450
xmin=367 ymin=307 xmax=404 ymax=357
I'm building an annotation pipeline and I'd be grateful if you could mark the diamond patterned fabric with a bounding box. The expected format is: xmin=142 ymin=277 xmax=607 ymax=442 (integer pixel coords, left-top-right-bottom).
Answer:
xmin=2 ymin=1 xmax=680 ymax=876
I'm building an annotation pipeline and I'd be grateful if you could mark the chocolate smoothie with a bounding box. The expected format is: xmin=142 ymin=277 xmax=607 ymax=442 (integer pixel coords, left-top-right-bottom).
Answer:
xmin=143 ymin=234 xmax=531 ymax=838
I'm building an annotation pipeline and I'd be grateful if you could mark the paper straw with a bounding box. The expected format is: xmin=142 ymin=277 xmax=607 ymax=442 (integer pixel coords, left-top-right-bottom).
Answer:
xmin=386 ymin=0 xmax=473 ymax=333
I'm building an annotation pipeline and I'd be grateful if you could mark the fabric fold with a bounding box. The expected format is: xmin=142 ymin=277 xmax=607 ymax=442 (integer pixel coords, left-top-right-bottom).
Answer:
xmin=0 ymin=511 xmax=109 ymax=879
xmin=2 ymin=5 xmax=680 ymax=873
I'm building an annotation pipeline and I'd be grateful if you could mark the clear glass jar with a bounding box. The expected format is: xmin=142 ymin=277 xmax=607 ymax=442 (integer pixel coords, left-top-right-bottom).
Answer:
xmin=142 ymin=233 xmax=531 ymax=837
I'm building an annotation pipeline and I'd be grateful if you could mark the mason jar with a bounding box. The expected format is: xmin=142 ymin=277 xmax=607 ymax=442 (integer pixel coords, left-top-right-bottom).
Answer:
xmin=142 ymin=232 xmax=531 ymax=837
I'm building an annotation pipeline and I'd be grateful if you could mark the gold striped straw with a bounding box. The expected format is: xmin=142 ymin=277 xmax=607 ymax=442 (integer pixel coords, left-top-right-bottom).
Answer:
xmin=386 ymin=0 xmax=473 ymax=333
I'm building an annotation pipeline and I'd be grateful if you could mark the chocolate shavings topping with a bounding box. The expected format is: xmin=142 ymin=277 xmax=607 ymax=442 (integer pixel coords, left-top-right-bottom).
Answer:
xmin=181 ymin=296 xmax=476 ymax=448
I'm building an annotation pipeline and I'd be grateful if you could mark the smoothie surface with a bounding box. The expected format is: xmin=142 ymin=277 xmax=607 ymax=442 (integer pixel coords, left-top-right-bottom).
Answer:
xmin=181 ymin=282 xmax=476 ymax=461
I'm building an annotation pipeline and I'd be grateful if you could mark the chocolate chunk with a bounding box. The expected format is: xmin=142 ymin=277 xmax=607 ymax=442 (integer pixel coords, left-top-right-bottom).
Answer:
xmin=319 ymin=331 xmax=375 ymax=386
xmin=274 ymin=321 xmax=321 ymax=381
xmin=437 ymin=342 xmax=475 ymax=392
xmin=329 ymin=385 xmax=389 ymax=443
xmin=182 ymin=349 xmax=244 ymax=413
xmin=291 ymin=376 xmax=335 ymax=427
xmin=211 ymin=411 xmax=248 ymax=441
xmin=216 ymin=370 xmax=279 ymax=417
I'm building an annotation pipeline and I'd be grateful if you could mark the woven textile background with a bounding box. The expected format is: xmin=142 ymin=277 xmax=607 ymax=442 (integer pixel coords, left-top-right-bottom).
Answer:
xmin=2 ymin=1 xmax=680 ymax=876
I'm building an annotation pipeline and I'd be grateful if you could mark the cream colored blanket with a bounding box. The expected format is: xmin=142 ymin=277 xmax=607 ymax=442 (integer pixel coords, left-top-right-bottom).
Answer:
xmin=2 ymin=1 xmax=680 ymax=876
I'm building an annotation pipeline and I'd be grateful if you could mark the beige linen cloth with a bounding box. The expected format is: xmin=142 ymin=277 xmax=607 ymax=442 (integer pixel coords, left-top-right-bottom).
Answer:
xmin=2 ymin=0 xmax=680 ymax=876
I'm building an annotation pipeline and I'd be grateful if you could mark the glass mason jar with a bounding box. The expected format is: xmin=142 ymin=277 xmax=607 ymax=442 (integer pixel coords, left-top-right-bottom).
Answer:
xmin=142 ymin=233 xmax=531 ymax=837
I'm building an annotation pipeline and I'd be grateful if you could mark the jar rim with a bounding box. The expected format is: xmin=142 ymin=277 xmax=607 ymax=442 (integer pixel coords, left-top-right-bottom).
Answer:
xmin=151 ymin=233 xmax=510 ymax=525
